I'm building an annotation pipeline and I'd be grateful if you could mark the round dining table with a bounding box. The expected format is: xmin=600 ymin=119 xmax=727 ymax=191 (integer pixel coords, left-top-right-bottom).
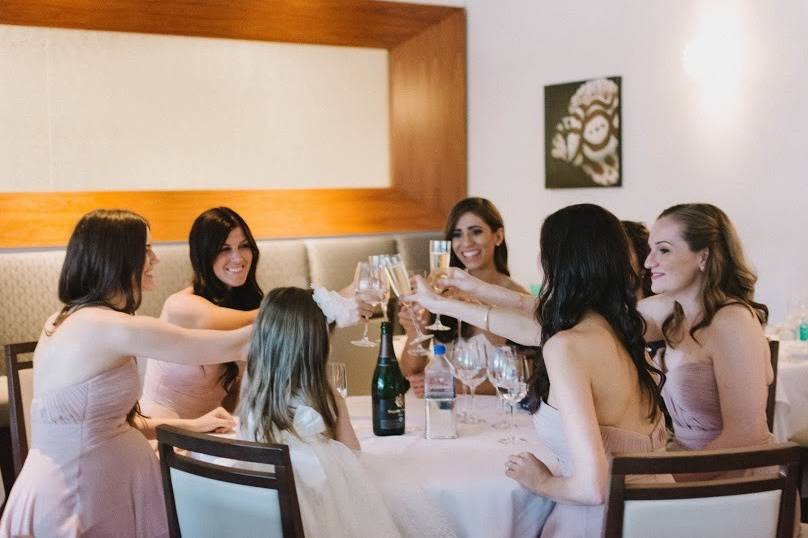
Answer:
xmin=347 ymin=392 xmax=555 ymax=538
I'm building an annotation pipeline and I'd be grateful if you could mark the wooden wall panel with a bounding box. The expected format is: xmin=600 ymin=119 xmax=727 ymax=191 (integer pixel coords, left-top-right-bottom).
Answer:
xmin=390 ymin=10 xmax=467 ymax=218
xmin=0 ymin=189 xmax=444 ymax=246
xmin=0 ymin=0 xmax=466 ymax=247
xmin=0 ymin=0 xmax=458 ymax=49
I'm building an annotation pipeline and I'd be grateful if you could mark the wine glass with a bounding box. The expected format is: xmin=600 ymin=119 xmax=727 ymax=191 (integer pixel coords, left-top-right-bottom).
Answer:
xmin=382 ymin=254 xmax=432 ymax=356
xmin=488 ymin=346 xmax=528 ymax=444
xmin=351 ymin=262 xmax=383 ymax=347
xmin=327 ymin=362 xmax=348 ymax=398
xmin=449 ymin=337 xmax=488 ymax=424
xmin=426 ymin=240 xmax=452 ymax=331
xmin=368 ymin=255 xmax=391 ymax=321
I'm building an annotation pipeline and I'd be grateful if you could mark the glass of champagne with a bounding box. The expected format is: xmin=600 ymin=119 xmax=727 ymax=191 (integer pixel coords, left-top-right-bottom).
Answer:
xmin=382 ymin=254 xmax=432 ymax=356
xmin=488 ymin=346 xmax=528 ymax=444
xmin=449 ymin=337 xmax=488 ymax=424
xmin=327 ymin=362 xmax=348 ymax=398
xmin=426 ymin=240 xmax=452 ymax=331
xmin=368 ymin=255 xmax=391 ymax=321
xmin=351 ymin=262 xmax=384 ymax=347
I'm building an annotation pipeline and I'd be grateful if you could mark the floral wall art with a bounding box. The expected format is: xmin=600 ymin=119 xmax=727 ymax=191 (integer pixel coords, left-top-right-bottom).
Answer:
xmin=544 ymin=76 xmax=622 ymax=188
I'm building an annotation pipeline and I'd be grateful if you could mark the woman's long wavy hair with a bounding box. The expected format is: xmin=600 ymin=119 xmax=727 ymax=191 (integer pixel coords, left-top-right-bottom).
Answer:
xmin=527 ymin=204 xmax=664 ymax=420
xmin=657 ymin=204 xmax=768 ymax=346
xmin=436 ymin=198 xmax=511 ymax=342
xmin=50 ymin=208 xmax=150 ymax=425
xmin=237 ymin=287 xmax=337 ymax=444
xmin=189 ymin=207 xmax=263 ymax=390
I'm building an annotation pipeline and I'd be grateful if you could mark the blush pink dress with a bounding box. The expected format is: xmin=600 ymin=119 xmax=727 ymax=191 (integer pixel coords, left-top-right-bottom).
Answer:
xmin=140 ymin=360 xmax=240 ymax=419
xmin=661 ymin=359 xmax=772 ymax=451
xmin=0 ymin=359 xmax=168 ymax=538
xmin=534 ymin=404 xmax=670 ymax=538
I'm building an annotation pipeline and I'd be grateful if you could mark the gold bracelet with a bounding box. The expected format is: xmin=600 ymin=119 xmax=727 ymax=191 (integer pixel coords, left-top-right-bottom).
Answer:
xmin=484 ymin=305 xmax=493 ymax=332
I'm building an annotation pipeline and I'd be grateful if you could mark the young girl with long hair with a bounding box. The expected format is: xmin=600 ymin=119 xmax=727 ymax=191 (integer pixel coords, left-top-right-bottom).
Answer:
xmin=236 ymin=287 xmax=405 ymax=537
xmin=0 ymin=209 xmax=249 ymax=537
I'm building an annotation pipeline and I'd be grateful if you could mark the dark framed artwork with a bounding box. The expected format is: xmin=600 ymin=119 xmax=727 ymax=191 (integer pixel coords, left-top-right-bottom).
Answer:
xmin=544 ymin=76 xmax=622 ymax=188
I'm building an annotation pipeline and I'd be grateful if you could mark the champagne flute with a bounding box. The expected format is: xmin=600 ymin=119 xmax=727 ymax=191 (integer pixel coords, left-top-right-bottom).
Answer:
xmin=351 ymin=262 xmax=383 ymax=347
xmin=426 ymin=240 xmax=452 ymax=331
xmin=488 ymin=346 xmax=528 ymax=444
xmin=327 ymin=362 xmax=348 ymax=398
xmin=449 ymin=337 xmax=488 ymax=424
xmin=368 ymin=255 xmax=391 ymax=321
xmin=382 ymin=254 xmax=432 ymax=356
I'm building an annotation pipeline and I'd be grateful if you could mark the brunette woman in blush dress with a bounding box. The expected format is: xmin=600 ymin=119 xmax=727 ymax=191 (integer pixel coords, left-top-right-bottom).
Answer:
xmin=140 ymin=207 xmax=262 ymax=419
xmin=141 ymin=207 xmax=375 ymax=420
xmin=398 ymin=198 xmax=527 ymax=396
xmin=407 ymin=204 xmax=669 ymax=537
xmin=0 ymin=210 xmax=250 ymax=538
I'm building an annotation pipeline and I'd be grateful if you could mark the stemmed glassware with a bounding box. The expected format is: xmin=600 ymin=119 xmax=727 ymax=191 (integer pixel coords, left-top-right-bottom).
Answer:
xmin=327 ymin=362 xmax=348 ymax=398
xmin=350 ymin=262 xmax=385 ymax=347
xmin=426 ymin=240 xmax=452 ymax=331
xmin=488 ymin=346 xmax=528 ymax=444
xmin=449 ymin=337 xmax=488 ymax=424
xmin=382 ymin=254 xmax=432 ymax=356
xmin=368 ymin=255 xmax=391 ymax=322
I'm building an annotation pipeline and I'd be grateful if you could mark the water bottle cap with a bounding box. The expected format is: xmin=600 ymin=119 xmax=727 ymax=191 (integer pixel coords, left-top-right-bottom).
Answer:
xmin=433 ymin=343 xmax=446 ymax=355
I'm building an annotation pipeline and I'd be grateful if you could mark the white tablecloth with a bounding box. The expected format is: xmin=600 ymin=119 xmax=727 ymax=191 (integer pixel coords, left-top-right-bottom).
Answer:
xmin=348 ymin=393 xmax=555 ymax=538
xmin=774 ymin=351 xmax=808 ymax=442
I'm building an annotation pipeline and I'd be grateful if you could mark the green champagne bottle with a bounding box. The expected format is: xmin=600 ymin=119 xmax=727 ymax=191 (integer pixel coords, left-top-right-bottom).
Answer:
xmin=372 ymin=321 xmax=408 ymax=436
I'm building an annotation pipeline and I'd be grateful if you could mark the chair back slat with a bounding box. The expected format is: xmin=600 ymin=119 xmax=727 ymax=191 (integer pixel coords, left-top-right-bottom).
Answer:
xmin=604 ymin=443 xmax=800 ymax=538
xmin=156 ymin=424 xmax=304 ymax=538
xmin=4 ymin=341 xmax=36 ymax=478
xmin=767 ymin=339 xmax=779 ymax=433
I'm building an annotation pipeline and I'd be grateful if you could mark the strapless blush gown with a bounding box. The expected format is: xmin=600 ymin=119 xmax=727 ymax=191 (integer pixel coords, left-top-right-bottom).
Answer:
xmin=140 ymin=360 xmax=239 ymax=419
xmin=534 ymin=404 xmax=671 ymax=538
xmin=661 ymin=359 xmax=772 ymax=450
xmin=0 ymin=359 xmax=168 ymax=537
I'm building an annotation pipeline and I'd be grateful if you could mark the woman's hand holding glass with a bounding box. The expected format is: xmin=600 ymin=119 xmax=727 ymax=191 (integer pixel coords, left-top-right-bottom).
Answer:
xmin=383 ymin=255 xmax=432 ymax=355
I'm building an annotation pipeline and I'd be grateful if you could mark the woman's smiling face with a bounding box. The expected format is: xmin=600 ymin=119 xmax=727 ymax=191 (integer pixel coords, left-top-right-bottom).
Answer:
xmin=450 ymin=212 xmax=503 ymax=272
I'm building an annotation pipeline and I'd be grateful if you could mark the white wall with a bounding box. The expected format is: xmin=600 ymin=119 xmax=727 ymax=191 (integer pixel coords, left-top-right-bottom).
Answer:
xmin=0 ymin=25 xmax=389 ymax=191
xmin=460 ymin=0 xmax=807 ymax=321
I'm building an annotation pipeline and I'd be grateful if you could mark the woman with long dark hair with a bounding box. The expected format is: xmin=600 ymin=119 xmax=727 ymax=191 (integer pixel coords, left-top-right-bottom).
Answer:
xmin=408 ymin=204 xmax=668 ymax=536
xmin=398 ymin=197 xmax=526 ymax=396
xmin=140 ymin=207 xmax=262 ymax=418
xmin=0 ymin=209 xmax=250 ymax=537
xmin=140 ymin=206 xmax=375 ymax=419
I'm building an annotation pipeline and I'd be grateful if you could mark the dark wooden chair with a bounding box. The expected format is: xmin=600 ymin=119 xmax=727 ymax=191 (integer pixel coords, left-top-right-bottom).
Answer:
xmin=4 ymin=342 xmax=36 ymax=478
xmin=767 ymin=339 xmax=780 ymax=434
xmin=156 ymin=424 xmax=304 ymax=538
xmin=603 ymin=443 xmax=801 ymax=538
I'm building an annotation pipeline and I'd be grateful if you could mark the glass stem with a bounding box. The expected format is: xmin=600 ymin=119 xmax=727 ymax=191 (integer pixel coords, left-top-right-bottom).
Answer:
xmin=509 ymin=403 xmax=515 ymax=443
xmin=362 ymin=318 xmax=369 ymax=339
xmin=469 ymin=385 xmax=476 ymax=418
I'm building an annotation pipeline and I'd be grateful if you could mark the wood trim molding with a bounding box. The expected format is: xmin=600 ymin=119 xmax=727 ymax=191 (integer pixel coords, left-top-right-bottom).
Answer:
xmin=0 ymin=0 xmax=466 ymax=247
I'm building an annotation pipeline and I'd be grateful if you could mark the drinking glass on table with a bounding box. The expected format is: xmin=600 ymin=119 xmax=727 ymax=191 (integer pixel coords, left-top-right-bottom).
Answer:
xmin=382 ymin=254 xmax=432 ymax=356
xmin=426 ymin=241 xmax=452 ymax=331
xmin=449 ymin=337 xmax=488 ymax=424
xmin=328 ymin=362 xmax=348 ymax=398
xmin=351 ymin=262 xmax=384 ymax=348
xmin=488 ymin=347 xmax=528 ymax=444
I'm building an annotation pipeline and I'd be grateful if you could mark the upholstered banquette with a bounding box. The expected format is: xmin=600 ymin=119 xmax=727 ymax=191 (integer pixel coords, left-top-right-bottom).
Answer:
xmin=0 ymin=231 xmax=440 ymax=415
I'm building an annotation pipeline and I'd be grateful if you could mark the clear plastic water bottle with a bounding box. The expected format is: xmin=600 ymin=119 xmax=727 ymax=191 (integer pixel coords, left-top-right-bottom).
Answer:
xmin=424 ymin=343 xmax=457 ymax=439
